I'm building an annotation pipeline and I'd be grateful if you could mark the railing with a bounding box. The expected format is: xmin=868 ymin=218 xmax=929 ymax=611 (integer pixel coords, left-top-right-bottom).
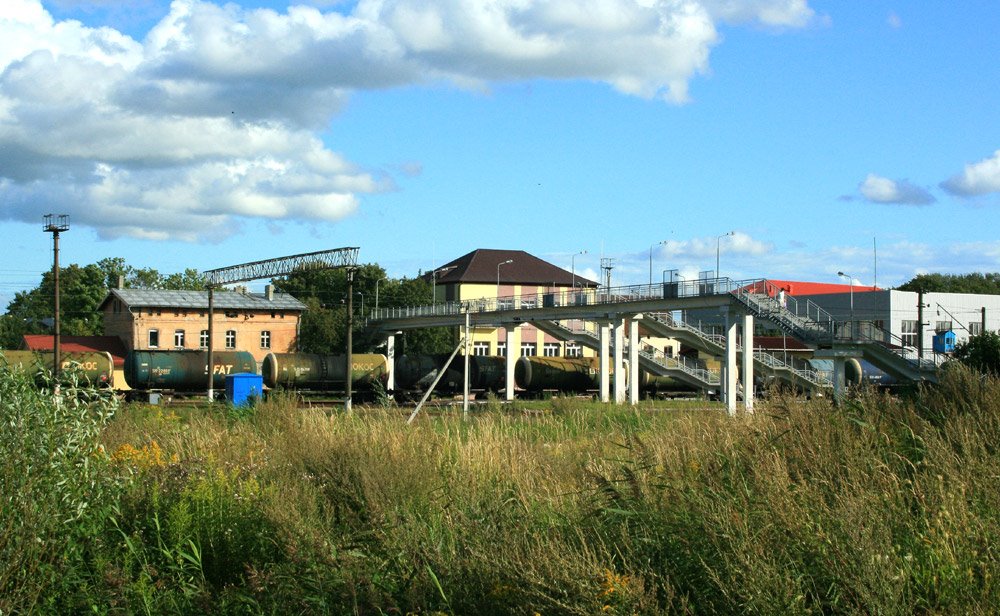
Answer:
xmin=639 ymin=345 xmax=719 ymax=386
xmin=370 ymin=277 xmax=765 ymax=321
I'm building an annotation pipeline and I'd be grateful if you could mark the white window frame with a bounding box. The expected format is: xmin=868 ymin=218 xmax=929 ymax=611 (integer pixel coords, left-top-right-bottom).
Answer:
xmin=173 ymin=329 xmax=185 ymax=349
xmin=497 ymin=342 xmax=507 ymax=357
xmin=472 ymin=341 xmax=490 ymax=356
xmin=260 ymin=330 xmax=271 ymax=349
xmin=200 ymin=329 xmax=209 ymax=349
xmin=520 ymin=343 xmax=537 ymax=357
xmin=565 ymin=343 xmax=582 ymax=358
xmin=225 ymin=329 xmax=237 ymax=349
xmin=148 ymin=329 xmax=159 ymax=348
xmin=542 ymin=343 xmax=560 ymax=357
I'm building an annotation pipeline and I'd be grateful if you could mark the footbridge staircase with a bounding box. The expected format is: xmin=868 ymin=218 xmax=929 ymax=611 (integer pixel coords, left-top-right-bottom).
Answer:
xmin=729 ymin=282 xmax=941 ymax=383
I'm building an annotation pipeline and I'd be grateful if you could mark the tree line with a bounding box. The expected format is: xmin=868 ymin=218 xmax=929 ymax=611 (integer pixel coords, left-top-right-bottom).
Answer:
xmin=0 ymin=258 xmax=451 ymax=355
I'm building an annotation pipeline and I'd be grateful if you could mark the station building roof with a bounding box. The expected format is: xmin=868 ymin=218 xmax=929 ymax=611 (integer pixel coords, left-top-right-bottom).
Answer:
xmin=755 ymin=279 xmax=880 ymax=296
xmin=98 ymin=288 xmax=306 ymax=312
xmin=428 ymin=249 xmax=599 ymax=288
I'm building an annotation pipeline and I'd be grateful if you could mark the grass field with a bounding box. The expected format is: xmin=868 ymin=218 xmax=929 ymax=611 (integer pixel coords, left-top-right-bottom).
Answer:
xmin=3 ymin=365 xmax=1000 ymax=614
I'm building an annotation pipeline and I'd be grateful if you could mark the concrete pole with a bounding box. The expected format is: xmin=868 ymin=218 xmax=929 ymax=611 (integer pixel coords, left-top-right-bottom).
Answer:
xmin=613 ymin=317 xmax=626 ymax=404
xmin=385 ymin=333 xmax=396 ymax=392
xmin=345 ymin=268 xmax=354 ymax=414
xmin=725 ymin=313 xmax=738 ymax=416
xmin=207 ymin=287 xmax=215 ymax=401
xmin=599 ymin=321 xmax=611 ymax=402
xmin=463 ymin=309 xmax=470 ymax=417
xmin=628 ymin=316 xmax=640 ymax=405
xmin=833 ymin=357 xmax=846 ymax=403
xmin=742 ymin=313 xmax=754 ymax=413
xmin=504 ymin=325 xmax=516 ymax=401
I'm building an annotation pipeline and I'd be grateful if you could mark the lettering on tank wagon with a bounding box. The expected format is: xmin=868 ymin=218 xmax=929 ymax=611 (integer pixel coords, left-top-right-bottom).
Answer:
xmin=152 ymin=367 xmax=172 ymax=377
xmin=61 ymin=360 xmax=98 ymax=371
xmin=211 ymin=364 xmax=236 ymax=375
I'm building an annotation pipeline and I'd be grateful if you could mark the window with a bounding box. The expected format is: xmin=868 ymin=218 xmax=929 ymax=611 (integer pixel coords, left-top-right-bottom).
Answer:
xmin=225 ymin=310 xmax=238 ymax=319
xmin=543 ymin=343 xmax=560 ymax=357
xmin=260 ymin=330 xmax=271 ymax=349
xmin=497 ymin=342 xmax=507 ymax=357
xmin=148 ymin=329 xmax=159 ymax=348
xmin=565 ymin=343 xmax=582 ymax=358
xmin=497 ymin=298 xmax=514 ymax=310
xmin=935 ymin=320 xmax=953 ymax=333
xmin=521 ymin=343 xmax=537 ymax=357
xmin=173 ymin=329 xmax=185 ymax=348
xmin=520 ymin=298 xmax=537 ymax=310
xmin=901 ymin=320 xmax=918 ymax=347
xmin=970 ymin=322 xmax=983 ymax=336
xmin=472 ymin=341 xmax=490 ymax=356
xmin=200 ymin=330 xmax=209 ymax=349
xmin=225 ymin=330 xmax=236 ymax=349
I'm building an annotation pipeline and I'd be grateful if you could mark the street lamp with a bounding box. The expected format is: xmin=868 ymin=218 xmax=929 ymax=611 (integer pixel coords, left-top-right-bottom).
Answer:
xmin=497 ymin=259 xmax=513 ymax=299
xmin=355 ymin=291 xmax=365 ymax=318
xmin=649 ymin=240 xmax=667 ymax=285
xmin=43 ymin=214 xmax=69 ymax=385
xmin=571 ymin=250 xmax=586 ymax=290
xmin=837 ymin=271 xmax=854 ymax=324
xmin=716 ymin=231 xmax=734 ymax=280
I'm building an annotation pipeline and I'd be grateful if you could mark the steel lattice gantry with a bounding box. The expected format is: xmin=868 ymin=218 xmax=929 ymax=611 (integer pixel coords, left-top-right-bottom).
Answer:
xmin=202 ymin=247 xmax=360 ymax=408
xmin=204 ymin=247 xmax=359 ymax=287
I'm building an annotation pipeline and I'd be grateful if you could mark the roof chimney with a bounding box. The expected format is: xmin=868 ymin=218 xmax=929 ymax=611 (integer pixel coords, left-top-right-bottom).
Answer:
xmin=265 ymin=284 xmax=274 ymax=301
xmin=117 ymin=275 xmax=125 ymax=289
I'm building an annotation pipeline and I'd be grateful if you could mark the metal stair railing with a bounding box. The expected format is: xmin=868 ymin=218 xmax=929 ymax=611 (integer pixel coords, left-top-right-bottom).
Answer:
xmin=645 ymin=311 xmax=832 ymax=389
xmin=638 ymin=344 xmax=719 ymax=386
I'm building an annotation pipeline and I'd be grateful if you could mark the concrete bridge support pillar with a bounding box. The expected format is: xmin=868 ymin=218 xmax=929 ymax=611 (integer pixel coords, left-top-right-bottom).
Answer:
xmin=599 ymin=321 xmax=611 ymax=403
xmin=504 ymin=325 xmax=517 ymax=401
xmin=725 ymin=313 xmax=739 ymax=416
xmin=742 ymin=313 xmax=755 ymax=413
xmin=614 ymin=317 xmax=626 ymax=404
xmin=385 ymin=333 xmax=396 ymax=392
xmin=628 ymin=315 xmax=641 ymax=405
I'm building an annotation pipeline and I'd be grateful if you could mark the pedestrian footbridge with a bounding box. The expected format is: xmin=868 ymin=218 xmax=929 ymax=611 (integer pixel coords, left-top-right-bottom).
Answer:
xmin=367 ymin=278 xmax=942 ymax=413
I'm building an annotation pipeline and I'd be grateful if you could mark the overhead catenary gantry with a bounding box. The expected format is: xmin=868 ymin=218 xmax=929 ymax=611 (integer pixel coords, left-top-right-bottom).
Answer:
xmin=203 ymin=247 xmax=360 ymax=409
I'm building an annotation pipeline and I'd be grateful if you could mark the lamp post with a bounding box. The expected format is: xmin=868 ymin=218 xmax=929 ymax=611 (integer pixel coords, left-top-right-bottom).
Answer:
xmin=837 ymin=271 xmax=854 ymax=334
xmin=571 ymin=250 xmax=586 ymax=291
xmin=497 ymin=259 xmax=513 ymax=299
xmin=649 ymin=240 xmax=667 ymax=285
xmin=355 ymin=291 xmax=365 ymax=318
xmin=43 ymin=214 xmax=69 ymax=385
xmin=716 ymin=231 xmax=734 ymax=280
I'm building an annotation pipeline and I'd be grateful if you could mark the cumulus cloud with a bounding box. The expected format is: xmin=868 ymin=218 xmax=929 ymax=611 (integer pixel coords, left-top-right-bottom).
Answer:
xmin=0 ymin=0 xmax=814 ymax=241
xmin=941 ymin=150 xmax=1000 ymax=197
xmin=859 ymin=173 xmax=935 ymax=205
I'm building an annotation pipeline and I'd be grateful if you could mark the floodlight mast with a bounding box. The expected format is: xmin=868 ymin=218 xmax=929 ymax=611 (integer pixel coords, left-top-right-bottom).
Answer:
xmin=202 ymin=248 xmax=359 ymax=406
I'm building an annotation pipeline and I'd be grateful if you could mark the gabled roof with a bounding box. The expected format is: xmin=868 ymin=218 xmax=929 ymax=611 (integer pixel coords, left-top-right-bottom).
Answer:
xmin=21 ymin=335 xmax=129 ymax=367
xmin=427 ymin=249 xmax=598 ymax=287
xmin=98 ymin=288 xmax=306 ymax=312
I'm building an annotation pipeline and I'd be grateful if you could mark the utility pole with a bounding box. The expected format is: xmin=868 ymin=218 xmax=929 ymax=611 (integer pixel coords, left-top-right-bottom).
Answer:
xmin=345 ymin=267 xmax=355 ymax=414
xmin=43 ymin=214 xmax=69 ymax=386
xmin=917 ymin=290 xmax=926 ymax=360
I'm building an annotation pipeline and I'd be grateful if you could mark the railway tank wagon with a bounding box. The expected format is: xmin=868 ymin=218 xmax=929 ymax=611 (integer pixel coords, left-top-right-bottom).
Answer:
xmin=0 ymin=350 xmax=114 ymax=387
xmin=514 ymin=356 xmax=600 ymax=392
xmin=124 ymin=350 xmax=257 ymax=393
xmin=394 ymin=354 xmax=508 ymax=393
xmin=262 ymin=353 xmax=388 ymax=391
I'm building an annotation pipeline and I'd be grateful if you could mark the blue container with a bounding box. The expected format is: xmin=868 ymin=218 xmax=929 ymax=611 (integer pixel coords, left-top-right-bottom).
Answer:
xmin=226 ymin=373 xmax=263 ymax=406
xmin=932 ymin=330 xmax=956 ymax=354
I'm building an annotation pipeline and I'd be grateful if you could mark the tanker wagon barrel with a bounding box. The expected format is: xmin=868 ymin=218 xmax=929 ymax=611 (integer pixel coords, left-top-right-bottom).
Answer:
xmin=514 ymin=356 xmax=600 ymax=392
xmin=0 ymin=350 xmax=114 ymax=387
xmin=262 ymin=353 xmax=388 ymax=390
xmin=394 ymin=354 xmax=466 ymax=392
xmin=125 ymin=350 xmax=256 ymax=391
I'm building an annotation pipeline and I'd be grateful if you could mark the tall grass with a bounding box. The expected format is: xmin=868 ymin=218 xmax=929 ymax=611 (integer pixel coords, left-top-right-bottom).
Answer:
xmin=4 ymin=365 xmax=1000 ymax=613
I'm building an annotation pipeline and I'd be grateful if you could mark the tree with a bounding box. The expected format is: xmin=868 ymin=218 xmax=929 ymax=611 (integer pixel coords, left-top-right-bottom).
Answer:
xmin=898 ymin=273 xmax=1000 ymax=294
xmin=272 ymin=264 xmax=453 ymax=355
xmin=953 ymin=331 xmax=1000 ymax=375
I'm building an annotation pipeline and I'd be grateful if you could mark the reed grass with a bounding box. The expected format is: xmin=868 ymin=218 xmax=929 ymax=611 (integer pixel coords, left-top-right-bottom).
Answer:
xmin=4 ymin=365 xmax=1000 ymax=613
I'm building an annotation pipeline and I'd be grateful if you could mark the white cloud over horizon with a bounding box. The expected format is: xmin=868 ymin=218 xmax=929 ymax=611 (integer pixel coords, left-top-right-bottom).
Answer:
xmin=941 ymin=150 xmax=1000 ymax=197
xmin=0 ymin=0 xmax=817 ymax=241
xmin=858 ymin=173 xmax=935 ymax=205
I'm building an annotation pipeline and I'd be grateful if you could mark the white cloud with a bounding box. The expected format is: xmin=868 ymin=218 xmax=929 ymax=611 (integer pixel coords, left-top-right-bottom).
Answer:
xmin=941 ymin=150 xmax=1000 ymax=197
xmin=859 ymin=173 xmax=935 ymax=205
xmin=0 ymin=0 xmax=815 ymax=241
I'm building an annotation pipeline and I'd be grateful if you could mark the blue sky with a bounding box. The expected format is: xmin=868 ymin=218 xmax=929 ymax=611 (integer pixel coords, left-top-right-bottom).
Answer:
xmin=1 ymin=0 xmax=998 ymax=308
